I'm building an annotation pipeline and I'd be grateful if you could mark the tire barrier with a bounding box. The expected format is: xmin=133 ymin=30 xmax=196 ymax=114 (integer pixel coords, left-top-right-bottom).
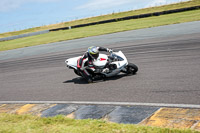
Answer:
xmin=1 ymin=5 xmax=200 ymax=41
xmin=0 ymin=30 xmax=49 ymax=42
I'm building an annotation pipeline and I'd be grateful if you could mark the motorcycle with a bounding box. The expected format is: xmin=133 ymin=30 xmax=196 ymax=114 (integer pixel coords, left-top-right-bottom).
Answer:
xmin=65 ymin=50 xmax=138 ymax=83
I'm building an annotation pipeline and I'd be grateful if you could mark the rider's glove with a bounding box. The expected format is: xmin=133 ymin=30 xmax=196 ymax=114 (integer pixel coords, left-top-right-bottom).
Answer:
xmin=107 ymin=48 xmax=113 ymax=53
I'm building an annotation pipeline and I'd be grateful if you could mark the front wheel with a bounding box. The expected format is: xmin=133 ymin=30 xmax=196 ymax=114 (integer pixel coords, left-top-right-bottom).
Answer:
xmin=74 ymin=69 xmax=81 ymax=76
xmin=126 ymin=63 xmax=138 ymax=74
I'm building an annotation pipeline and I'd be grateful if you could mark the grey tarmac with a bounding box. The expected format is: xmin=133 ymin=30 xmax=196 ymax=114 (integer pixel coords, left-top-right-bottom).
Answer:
xmin=0 ymin=21 xmax=200 ymax=105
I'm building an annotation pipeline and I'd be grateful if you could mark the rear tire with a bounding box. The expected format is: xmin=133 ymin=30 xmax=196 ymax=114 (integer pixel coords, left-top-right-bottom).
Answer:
xmin=127 ymin=63 xmax=138 ymax=74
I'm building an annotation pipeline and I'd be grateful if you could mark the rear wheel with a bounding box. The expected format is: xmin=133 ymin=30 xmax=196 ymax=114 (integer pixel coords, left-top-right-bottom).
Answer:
xmin=126 ymin=63 xmax=138 ymax=74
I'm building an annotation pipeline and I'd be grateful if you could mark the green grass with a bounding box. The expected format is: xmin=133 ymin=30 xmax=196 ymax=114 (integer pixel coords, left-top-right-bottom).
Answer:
xmin=0 ymin=9 xmax=200 ymax=51
xmin=0 ymin=0 xmax=200 ymax=38
xmin=0 ymin=113 xmax=199 ymax=133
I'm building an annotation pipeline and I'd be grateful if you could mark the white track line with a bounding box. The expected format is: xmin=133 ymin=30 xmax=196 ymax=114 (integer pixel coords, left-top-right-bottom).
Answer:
xmin=0 ymin=101 xmax=200 ymax=108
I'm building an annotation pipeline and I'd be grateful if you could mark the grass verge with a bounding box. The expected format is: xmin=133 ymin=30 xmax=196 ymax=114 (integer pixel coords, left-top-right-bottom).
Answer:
xmin=0 ymin=113 xmax=199 ymax=133
xmin=0 ymin=0 xmax=200 ymax=38
xmin=0 ymin=9 xmax=200 ymax=52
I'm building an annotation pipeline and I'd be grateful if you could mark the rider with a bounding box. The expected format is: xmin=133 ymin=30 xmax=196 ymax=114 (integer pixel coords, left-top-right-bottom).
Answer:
xmin=77 ymin=46 xmax=113 ymax=83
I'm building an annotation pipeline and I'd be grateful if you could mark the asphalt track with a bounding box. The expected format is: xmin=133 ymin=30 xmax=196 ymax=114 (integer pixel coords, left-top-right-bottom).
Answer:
xmin=0 ymin=22 xmax=200 ymax=105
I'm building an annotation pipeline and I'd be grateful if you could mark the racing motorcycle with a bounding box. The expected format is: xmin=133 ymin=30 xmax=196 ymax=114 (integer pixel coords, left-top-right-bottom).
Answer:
xmin=65 ymin=50 xmax=138 ymax=83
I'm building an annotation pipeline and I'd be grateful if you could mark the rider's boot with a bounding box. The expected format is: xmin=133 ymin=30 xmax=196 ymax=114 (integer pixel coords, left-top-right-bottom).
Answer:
xmin=79 ymin=70 xmax=93 ymax=83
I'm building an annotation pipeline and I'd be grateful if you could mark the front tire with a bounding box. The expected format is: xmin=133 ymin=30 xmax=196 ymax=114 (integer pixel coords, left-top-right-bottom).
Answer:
xmin=74 ymin=69 xmax=81 ymax=76
xmin=126 ymin=63 xmax=138 ymax=74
